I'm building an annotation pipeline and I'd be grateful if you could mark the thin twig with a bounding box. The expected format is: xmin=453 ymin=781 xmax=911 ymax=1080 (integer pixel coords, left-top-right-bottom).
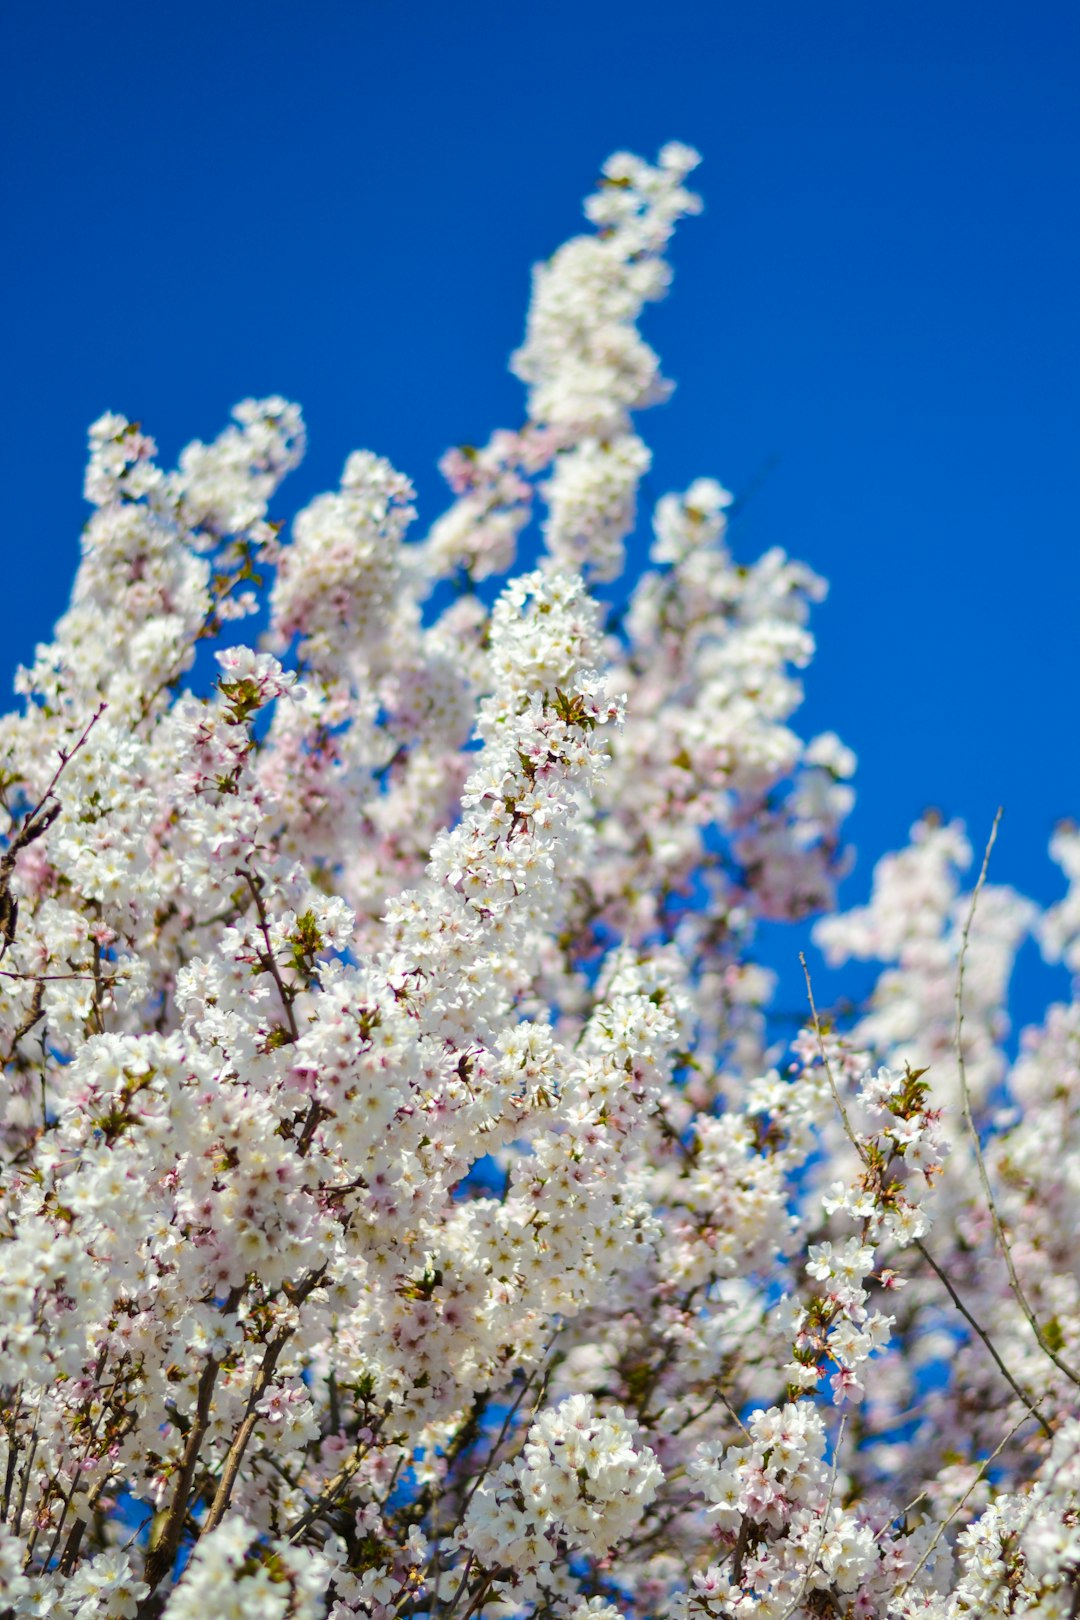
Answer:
xmin=32 ymin=706 xmax=108 ymax=815
xmin=714 ymin=1386 xmax=751 ymax=1440
xmin=2 ymin=978 xmax=44 ymax=1066
xmin=439 ymin=1551 xmax=476 ymax=1620
xmin=778 ymin=1414 xmax=847 ymax=1620
xmin=890 ymin=1408 xmax=1039 ymax=1603
xmin=799 ymin=954 xmax=869 ymax=1168
xmin=58 ymin=1407 xmax=139 ymax=1577
xmin=12 ymin=1406 xmax=40 ymax=1542
xmin=0 ymin=704 xmax=106 ymax=960
xmin=954 ymin=808 xmax=1080 ymax=1389
xmin=912 ymin=1237 xmax=1050 ymax=1438
xmin=461 ymin=1337 xmax=559 ymax=1518
xmin=874 ymin=1487 xmax=929 ymax=1543
xmin=800 ymin=951 xmax=1050 ymax=1436
xmin=238 ymin=867 xmax=298 ymax=1042
xmin=286 ymin=1441 xmax=372 ymax=1542
xmin=457 ymin=1569 xmax=513 ymax=1620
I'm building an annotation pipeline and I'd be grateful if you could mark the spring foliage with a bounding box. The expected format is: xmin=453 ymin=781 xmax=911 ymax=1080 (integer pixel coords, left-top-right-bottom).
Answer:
xmin=1 ymin=146 xmax=1079 ymax=1620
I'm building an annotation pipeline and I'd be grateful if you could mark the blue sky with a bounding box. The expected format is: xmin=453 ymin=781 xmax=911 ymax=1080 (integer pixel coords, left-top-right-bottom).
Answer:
xmin=2 ymin=0 xmax=1077 ymax=1026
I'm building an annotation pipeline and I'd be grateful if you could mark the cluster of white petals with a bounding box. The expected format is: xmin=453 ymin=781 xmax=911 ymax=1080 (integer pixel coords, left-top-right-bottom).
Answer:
xmin=0 ymin=145 xmax=1078 ymax=1620
xmin=461 ymin=1391 xmax=660 ymax=1602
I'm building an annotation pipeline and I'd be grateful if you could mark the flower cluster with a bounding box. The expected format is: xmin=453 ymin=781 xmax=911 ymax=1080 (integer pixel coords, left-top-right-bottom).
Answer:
xmin=461 ymin=1393 xmax=661 ymax=1609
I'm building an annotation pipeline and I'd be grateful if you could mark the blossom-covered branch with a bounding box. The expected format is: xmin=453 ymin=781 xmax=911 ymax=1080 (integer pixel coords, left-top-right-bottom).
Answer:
xmin=0 ymin=144 xmax=1078 ymax=1620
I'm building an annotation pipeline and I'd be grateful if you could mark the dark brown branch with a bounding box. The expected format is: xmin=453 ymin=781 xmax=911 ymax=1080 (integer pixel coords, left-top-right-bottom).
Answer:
xmin=0 ymin=704 xmax=106 ymax=960
xmin=140 ymin=1285 xmax=244 ymax=1598
xmin=201 ymin=1269 xmax=323 ymax=1536
xmin=238 ymin=867 xmax=298 ymax=1042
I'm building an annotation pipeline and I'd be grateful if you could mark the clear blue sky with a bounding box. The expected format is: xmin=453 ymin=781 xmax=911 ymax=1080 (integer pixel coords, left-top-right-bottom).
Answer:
xmin=2 ymin=0 xmax=1077 ymax=1024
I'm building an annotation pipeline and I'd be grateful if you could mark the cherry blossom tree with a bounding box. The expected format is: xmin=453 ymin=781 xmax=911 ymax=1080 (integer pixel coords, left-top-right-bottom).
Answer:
xmin=1 ymin=144 xmax=1078 ymax=1620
